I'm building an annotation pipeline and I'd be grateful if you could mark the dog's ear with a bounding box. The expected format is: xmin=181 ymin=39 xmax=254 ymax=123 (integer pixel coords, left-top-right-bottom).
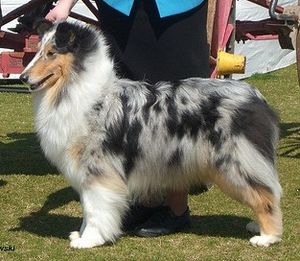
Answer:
xmin=55 ymin=22 xmax=77 ymax=53
xmin=34 ymin=19 xmax=54 ymax=37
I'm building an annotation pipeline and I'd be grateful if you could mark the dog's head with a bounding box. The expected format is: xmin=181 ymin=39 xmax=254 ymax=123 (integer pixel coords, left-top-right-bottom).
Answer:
xmin=20 ymin=20 xmax=99 ymax=93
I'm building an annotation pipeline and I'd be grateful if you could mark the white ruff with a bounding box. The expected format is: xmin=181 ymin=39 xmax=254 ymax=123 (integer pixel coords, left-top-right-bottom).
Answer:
xmin=31 ymin=35 xmax=115 ymax=190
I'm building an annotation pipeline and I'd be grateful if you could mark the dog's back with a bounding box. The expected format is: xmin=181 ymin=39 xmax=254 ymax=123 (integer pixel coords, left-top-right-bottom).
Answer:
xmin=90 ymin=77 xmax=279 ymax=186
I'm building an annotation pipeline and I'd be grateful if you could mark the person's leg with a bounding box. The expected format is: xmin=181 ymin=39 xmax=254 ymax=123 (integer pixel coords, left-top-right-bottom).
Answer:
xmin=98 ymin=0 xmax=209 ymax=236
xmin=165 ymin=189 xmax=189 ymax=216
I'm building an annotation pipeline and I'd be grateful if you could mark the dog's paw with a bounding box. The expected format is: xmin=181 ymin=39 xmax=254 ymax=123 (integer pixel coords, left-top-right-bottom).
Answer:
xmin=250 ymin=235 xmax=281 ymax=247
xmin=69 ymin=231 xmax=80 ymax=241
xmin=246 ymin=221 xmax=260 ymax=234
xmin=70 ymin=237 xmax=105 ymax=249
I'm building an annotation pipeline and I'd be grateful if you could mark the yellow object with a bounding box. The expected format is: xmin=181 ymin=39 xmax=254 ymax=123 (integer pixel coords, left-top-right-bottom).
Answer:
xmin=217 ymin=50 xmax=246 ymax=75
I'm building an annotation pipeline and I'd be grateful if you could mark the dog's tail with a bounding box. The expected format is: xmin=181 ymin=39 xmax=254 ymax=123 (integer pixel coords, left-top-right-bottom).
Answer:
xmin=228 ymin=92 xmax=281 ymax=195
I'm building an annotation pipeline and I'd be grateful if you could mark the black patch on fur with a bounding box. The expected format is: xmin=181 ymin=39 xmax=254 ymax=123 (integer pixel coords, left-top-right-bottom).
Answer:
xmin=90 ymin=150 xmax=101 ymax=159
xmin=177 ymin=110 xmax=203 ymax=140
xmin=93 ymin=101 xmax=103 ymax=112
xmin=170 ymin=80 xmax=182 ymax=89
xmin=208 ymin=128 xmax=223 ymax=151
xmin=152 ymin=124 xmax=158 ymax=137
xmin=153 ymin=102 xmax=162 ymax=114
xmin=123 ymin=119 xmax=143 ymax=175
xmin=200 ymin=95 xmax=222 ymax=148
xmin=246 ymin=176 xmax=273 ymax=195
xmin=165 ymin=95 xmax=179 ymax=137
xmin=102 ymin=92 xmax=143 ymax=175
xmin=265 ymin=204 xmax=274 ymax=215
xmin=142 ymin=85 xmax=157 ymax=125
xmin=180 ymin=96 xmax=188 ymax=105
xmin=231 ymin=97 xmax=279 ymax=162
xmin=215 ymin=154 xmax=232 ymax=169
xmin=102 ymin=93 xmax=130 ymax=155
xmin=87 ymin=165 xmax=103 ymax=176
xmin=165 ymin=93 xmax=223 ymax=144
xmin=165 ymin=81 xmax=189 ymax=136
xmin=168 ymin=148 xmax=183 ymax=166
xmin=54 ymin=22 xmax=99 ymax=72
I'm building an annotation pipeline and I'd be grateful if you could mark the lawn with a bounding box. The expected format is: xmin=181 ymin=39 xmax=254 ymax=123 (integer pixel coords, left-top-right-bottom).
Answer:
xmin=1 ymin=66 xmax=300 ymax=260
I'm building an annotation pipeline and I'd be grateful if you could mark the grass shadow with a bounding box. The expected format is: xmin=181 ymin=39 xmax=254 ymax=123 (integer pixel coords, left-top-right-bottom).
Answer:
xmin=0 ymin=179 xmax=7 ymax=187
xmin=188 ymin=215 xmax=252 ymax=239
xmin=279 ymin=122 xmax=300 ymax=159
xmin=12 ymin=213 xmax=81 ymax=239
xmin=11 ymin=187 xmax=80 ymax=239
xmin=12 ymin=187 xmax=252 ymax=241
xmin=0 ymin=132 xmax=57 ymax=175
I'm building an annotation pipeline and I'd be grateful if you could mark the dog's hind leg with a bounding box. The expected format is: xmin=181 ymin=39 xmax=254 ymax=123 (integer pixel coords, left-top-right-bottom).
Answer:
xmin=214 ymin=171 xmax=282 ymax=247
xmin=70 ymin=174 xmax=129 ymax=249
xmin=246 ymin=186 xmax=282 ymax=247
xmin=213 ymin=141 xmax=282 ymax=247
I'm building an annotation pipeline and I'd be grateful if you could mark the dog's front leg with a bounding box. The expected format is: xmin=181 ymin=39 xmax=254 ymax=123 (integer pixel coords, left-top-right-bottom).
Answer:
xmin=69 ymin=219 xmax=85 ymax=241
xmin=69 ymin=196 xmax=86 ymax=241
xmin=69 ymin=178 xmax=128 ymax=249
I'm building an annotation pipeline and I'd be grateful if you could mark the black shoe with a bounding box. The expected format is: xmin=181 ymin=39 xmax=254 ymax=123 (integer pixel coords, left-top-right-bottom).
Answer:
xmin=122 ymin=205 xmax=163 ymax=232
xmin=133 ymin=206 xmax=190 ymax=237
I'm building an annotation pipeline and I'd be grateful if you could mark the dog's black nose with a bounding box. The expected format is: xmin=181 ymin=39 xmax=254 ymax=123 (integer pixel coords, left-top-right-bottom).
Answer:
xmin=19 ymin=73 xmax=29 ymax=83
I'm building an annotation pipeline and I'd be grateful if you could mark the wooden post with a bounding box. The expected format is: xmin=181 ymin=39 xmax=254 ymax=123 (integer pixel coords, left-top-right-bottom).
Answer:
xmin=207 ymin=0 xmax=218 ymax=51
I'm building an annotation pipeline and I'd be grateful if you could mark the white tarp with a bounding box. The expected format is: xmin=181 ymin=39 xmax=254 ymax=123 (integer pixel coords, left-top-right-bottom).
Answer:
xmin=234 ymin=0 xmax=297 ymax=79
xmin=0 ymin=0 xmax=297 ymax=78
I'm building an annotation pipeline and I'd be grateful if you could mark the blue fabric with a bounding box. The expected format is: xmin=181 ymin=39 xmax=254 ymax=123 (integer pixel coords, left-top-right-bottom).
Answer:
xmin=102 ymin=0 xmax=205 ymax=17
xmin=155 ymin=0 xmax=205 ymax=17
xmin=103 ymin=0 xmax=134 ymax=16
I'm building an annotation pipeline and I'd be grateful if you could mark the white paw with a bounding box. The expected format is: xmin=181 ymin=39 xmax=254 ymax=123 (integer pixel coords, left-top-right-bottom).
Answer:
xmin=70 ymin=236 xmax=105 ymax=249
xmin=250 ymin=235 xmax=281 ymax=247
xmin=69 ymin=231 xmax=80 ymax=241
xmin=246 ymin=221 xmax=260 ymax=234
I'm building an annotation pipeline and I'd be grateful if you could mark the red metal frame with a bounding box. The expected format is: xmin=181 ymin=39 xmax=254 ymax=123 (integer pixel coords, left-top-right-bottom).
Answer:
xmin=0 ymin=0 xmax=297 ymax=78
xmin=209 ymin=0 xmax=296 ymax=77
xmin=210 ymin=0 xmax=235 ymax=77
xmin=0 ymin=0 xmax=99 ymax=78
xmin=236 ymin=19 xmax=286 ymax=41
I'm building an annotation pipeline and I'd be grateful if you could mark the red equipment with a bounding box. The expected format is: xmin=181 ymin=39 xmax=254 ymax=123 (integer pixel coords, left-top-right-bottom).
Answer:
xmin=1 ymin=0 xmax=300 ymax=81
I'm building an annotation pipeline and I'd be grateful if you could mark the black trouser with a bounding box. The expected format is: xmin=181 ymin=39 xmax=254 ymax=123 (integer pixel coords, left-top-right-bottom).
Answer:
xmin=97 ymin=0 xmax=209 ymax=84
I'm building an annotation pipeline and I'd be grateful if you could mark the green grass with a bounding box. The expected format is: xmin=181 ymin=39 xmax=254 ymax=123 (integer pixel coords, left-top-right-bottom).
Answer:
xmin=1 ymin=65 xmax=300 ymax=260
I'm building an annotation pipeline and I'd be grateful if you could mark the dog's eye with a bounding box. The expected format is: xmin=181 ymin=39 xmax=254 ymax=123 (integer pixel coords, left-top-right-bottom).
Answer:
xmin=46 ymin=51 xmax=56 ymax=57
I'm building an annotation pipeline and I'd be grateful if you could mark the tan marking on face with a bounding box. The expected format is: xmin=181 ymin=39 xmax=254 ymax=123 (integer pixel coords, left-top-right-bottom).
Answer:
xmin=27 ymin=43 xmax=74 ymax=106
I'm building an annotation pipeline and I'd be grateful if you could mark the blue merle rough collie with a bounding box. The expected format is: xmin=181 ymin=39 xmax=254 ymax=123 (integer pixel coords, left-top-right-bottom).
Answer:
xmin=20 ymin=21 xmax=282 ymax=248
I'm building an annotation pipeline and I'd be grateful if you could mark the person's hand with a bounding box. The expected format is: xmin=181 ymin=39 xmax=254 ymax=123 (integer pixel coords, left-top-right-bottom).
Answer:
xmin=45 ymin=6 xmax=70 ymax=22
xmin=45 ymin=0 xmax=77 ymax=22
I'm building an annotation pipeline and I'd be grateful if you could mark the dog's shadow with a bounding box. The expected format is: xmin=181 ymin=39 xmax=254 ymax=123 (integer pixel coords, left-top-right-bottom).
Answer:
xmin=11 ymin=187 xmax=252 ymax=240
xmin=188 ymin=215 xmax=251 ymax=239
xmin=11 ymin=187 xmax=81 ymax=239
xmin=0 ymin=132 xmax=57 ymax=175
xmin=279 ymin=122 xmax=300 ymax=159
